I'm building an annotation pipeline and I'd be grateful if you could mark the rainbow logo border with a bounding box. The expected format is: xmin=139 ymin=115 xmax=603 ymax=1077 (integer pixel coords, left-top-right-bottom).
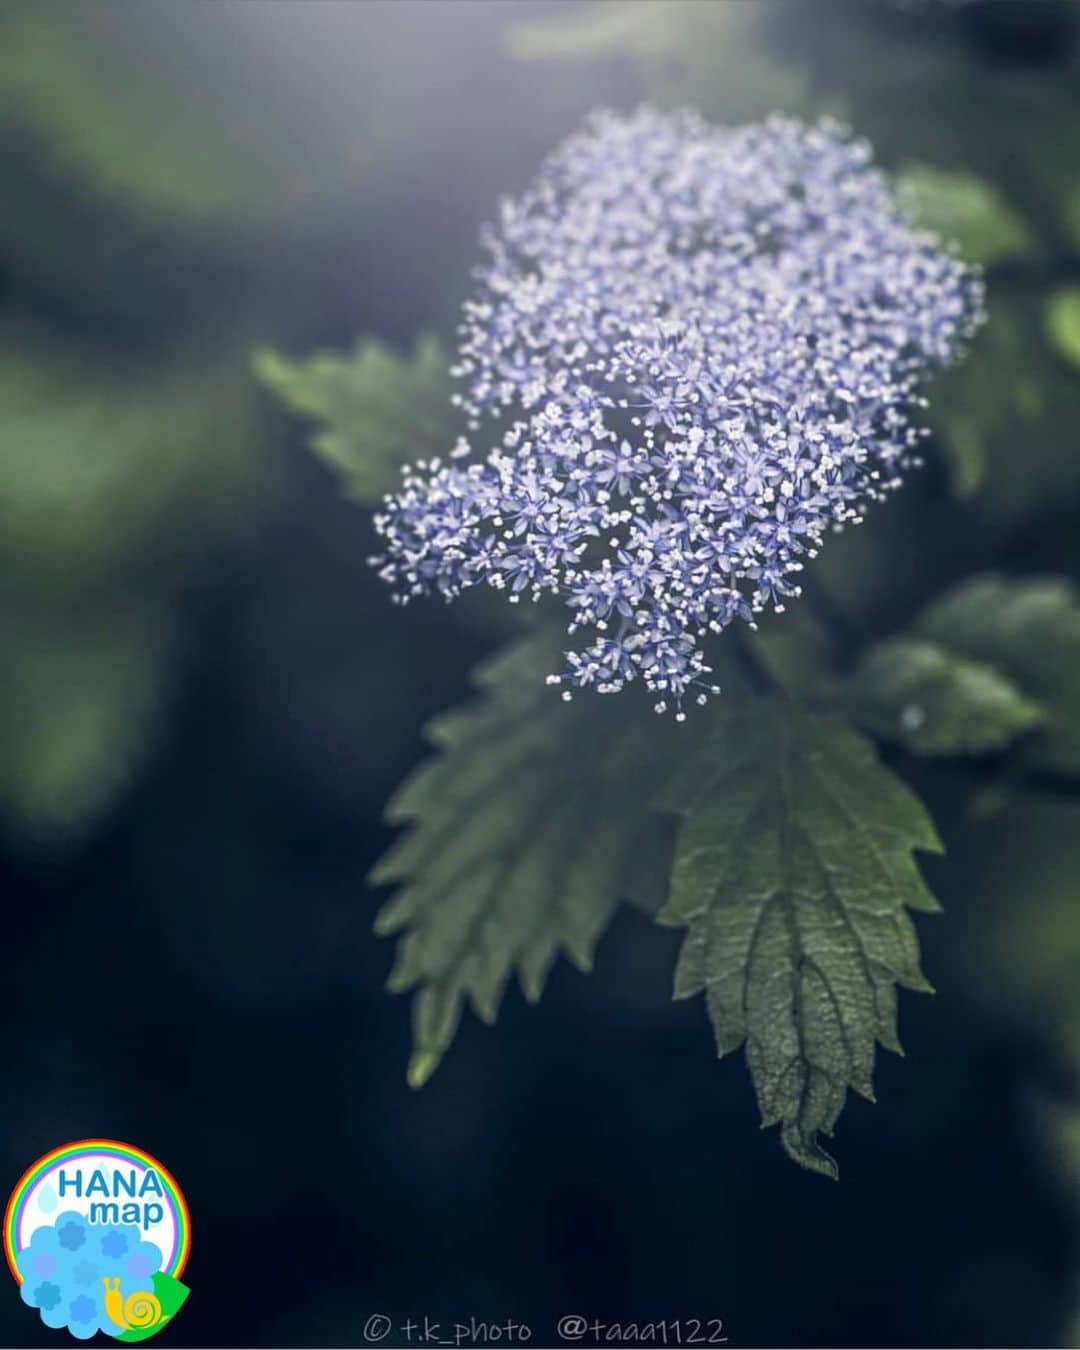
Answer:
xmin=4 ymin=1139 xmax=190 ymax=1283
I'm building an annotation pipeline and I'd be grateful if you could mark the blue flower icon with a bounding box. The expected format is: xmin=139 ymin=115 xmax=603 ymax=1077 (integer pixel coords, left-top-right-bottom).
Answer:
xmin=69 ymin=1295 xmax=95 ymax=1325
xmin=100 ymin=1230 xmax=128 ymax=1259
xmin=128 ymin=1252 xmax=154 ymax=1281
xmin=57 ymin=1218 xmax=86 ymax=1251
xmin=66 ymin=1290 xmax=102 ymax=1342
xmin=72 ymin=1260 xmax=98 ymax=1286
xmin=32 ymin=1280 xmax=61 ymax=1311
xmin=29 ymin=1249 xmax=57 ymax=1278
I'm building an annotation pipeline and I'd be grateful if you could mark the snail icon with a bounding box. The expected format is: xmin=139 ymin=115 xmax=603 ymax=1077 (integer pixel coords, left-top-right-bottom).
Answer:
xmin=102 ymin=1276 xmax=169 ymax=1332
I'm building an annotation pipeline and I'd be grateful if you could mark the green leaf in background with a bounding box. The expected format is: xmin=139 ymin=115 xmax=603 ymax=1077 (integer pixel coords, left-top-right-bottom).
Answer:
xmin=925 ymin=303 xmax=1036 ymax=504
xmin=0 ymin=608 xmax=171 ymax=845
xmin=371 ymin=629 xmax=687 ymax=1088
xmin=1045 ymin=287 xmax=1080 ymax=371
xmin=746 ymin=604 xmax=835 ymax=700
xmin=926 ymin=288 xmax=1080 ymax=516
xmin=764 ymin=4 xmax=1080 ymax=252
xmin=508 ymin=0 xmax=806 ymax=125
xmin=896 ymin=176 xmax=1042 ymax=504
xmin=845 ymin=637 xmax=1044 ymax=757
xmin=657 ymin=701 xmax=942 ymax=1177
xmin=1063 ymin=173 xmax=1080 ymax=257
xmin=927 ymin=399 xmax=988 ymax=501
xmin=0 ymin=1 xmax=442 ymax=232
xmin=0 ymin=329 xmax=263 ymax=590
xmin=509 ymin=0 xmax=681 ymax=63
xmin=964 ymin=793 xmax=1080 ymax=1034
xmin=0 ymin=1 xmax=359 ymax=228
xmin=0 ymin=326 xmax=267 ymax=843
xmin=913 ymin=575 xmax=1080 ymax=775
xmin=897 ymin=163 xmax=1037 ymax=268
xmin=255 ymin=336 xmax=451 ymax=505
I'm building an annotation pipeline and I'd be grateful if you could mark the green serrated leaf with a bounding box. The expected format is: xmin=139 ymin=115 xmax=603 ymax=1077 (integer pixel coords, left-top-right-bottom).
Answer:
xmin=897 ymin=164 xmax=1036 ymax=268
xmin=372 ymin=628 xmax=690 ymax=1084
xmin=1045 ymin=288 xmax=1080 ymax=372
xmin=255 ymin=336 xmax=451 ymax=504
xmin=657 ymin=701 xmax=942 ymax=1177
xmin=845 ymin=637 xmax=1045 ymax=757
xmin=913 ymin=575 xmax=1080 ymax=775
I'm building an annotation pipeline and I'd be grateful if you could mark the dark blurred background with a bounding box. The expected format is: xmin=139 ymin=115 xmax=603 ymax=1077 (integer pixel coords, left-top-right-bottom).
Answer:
xmin=5 ymin=2 xmax=1080 ymax=1345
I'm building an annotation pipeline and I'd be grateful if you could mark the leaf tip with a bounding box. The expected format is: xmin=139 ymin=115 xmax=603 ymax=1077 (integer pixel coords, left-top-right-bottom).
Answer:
xmin=520 ymin=975 xmax=544 ymax=1005
xmin=407 ymin=1049 xmax=441 ymax=1090
xmin=780 ymin=1123 xmax=840 ymax=1180
xmin=250 ymin=343 xmax=287 ymax=388
xmin=385 ymin=963 xmax=417 ymax=995
xmin=373 ymin=903 xmax=404 ymax=937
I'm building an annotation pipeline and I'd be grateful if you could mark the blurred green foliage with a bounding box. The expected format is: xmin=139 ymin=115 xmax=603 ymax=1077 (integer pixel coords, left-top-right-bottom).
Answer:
xmin=845 ymin=574 xmax=1080 ymax=767
xmin=0 ymin=2 xmax=324 ymax=843
xmin=0 ymin=1 xmax=461 ymax=232
xmin=1046 ymin=286 xmax=1080 ymax=370
xmin=845 ymin=637 xmax=1045 ymax=757
xmin=0 ymin=608 xmax=171 ymax=844
xmin=928 ymin=286 xmax=1080 ymax=522
xmin=897 ymin=163 xmax=1037 ymax=268
xmin=510 ymin=0 xmax=807 ymax=123
xmin=913 ymin=575 xmax=1080 ymax=774
xmin=966 ymin=793 xmax=1080 ymax=1034
xmin=0 ymin=332 xmax=260 ymax=587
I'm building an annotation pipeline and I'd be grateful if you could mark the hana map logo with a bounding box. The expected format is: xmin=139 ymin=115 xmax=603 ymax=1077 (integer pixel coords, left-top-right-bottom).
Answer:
xmin=4 ymin=1139 xmax=191 ymax=1342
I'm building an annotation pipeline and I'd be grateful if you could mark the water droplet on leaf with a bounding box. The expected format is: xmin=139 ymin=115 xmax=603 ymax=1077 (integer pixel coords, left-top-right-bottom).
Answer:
xmin=901 ymin=704 xmax=926 ymax=731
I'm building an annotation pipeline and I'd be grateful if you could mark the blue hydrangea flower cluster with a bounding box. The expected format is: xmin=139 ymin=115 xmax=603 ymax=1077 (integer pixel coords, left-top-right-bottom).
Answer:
xmin=374 ymin=109 xmax=982 ymax=714
xmin=16 ymin=1214 xmax=162 ymax=1341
